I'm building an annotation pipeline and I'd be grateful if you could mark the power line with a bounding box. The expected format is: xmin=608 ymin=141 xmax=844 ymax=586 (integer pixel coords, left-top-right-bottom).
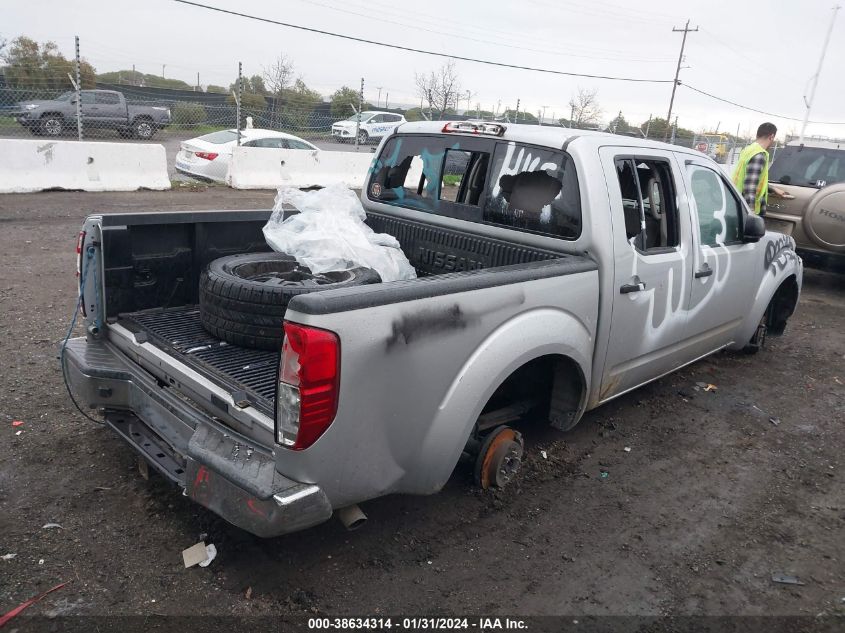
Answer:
xmin=171 ymin=0 xmax=674 ymax=83
xmin=323 ymin=0 xmax=674 ymax=59
xmin=296 ymin=0 xmax=676 ymax=63
xmin=681 ymin=83 xmax=845 ymax=125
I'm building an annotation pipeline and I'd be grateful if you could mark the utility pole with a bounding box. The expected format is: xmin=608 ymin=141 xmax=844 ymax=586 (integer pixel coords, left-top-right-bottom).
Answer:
xmin=162 ymin=64 xmax=166 ymax=78
xmin=540 ymin=105 xmax=548 ymax=125
xmin=375 ymin=86 xmax=383 ymax=109
xmin=196 ymin=72 xmax=200 ymax=91
xmin=799 ymin=5 xmax=841 ymax=144
xmin=515 ymin=98 xmax=520 ymax=122
xmin=666 ymin=19 xmax=698 ymax=140
xmin=385 ymin=92 xmax=388 ymax=109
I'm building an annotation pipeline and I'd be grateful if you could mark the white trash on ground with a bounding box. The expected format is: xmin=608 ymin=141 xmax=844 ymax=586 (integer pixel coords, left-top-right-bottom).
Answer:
xmin=264 ymin=183 xmax=417 ymax=282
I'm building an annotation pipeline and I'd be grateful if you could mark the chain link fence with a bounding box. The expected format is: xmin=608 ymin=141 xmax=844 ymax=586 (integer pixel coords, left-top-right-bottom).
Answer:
xmin=0 ymin=83 xmax=340 ymax=142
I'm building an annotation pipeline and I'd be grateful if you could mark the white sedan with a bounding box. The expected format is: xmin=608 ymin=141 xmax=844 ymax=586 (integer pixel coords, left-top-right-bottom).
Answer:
xmin=175 ymin=128 xmax=319 ymax=182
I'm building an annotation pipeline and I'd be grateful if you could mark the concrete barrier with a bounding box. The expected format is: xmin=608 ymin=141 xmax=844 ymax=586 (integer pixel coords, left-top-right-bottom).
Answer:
xmin=0 ymin=139 xmax=170 ymax=193
xmin=227 ymin=147 xmax=377 ymax=190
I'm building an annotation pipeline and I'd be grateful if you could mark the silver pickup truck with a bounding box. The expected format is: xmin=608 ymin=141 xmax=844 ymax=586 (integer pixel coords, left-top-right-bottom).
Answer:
xmin=64 ymin=122 xmax=803 ymax=537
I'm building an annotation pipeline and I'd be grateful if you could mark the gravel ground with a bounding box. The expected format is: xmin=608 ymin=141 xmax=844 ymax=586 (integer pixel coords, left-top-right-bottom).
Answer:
xmin=0 ymin=189 xmax=843 ymax=627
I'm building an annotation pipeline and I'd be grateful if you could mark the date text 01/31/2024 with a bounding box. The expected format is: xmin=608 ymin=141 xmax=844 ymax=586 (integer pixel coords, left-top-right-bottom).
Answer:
xmin=307 ymin=618 xmax=528 ymax=630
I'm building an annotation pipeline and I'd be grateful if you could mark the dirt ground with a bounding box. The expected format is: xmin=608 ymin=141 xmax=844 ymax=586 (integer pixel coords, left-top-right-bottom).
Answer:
xmin=0 ymin=189 xmax=843 ymax=626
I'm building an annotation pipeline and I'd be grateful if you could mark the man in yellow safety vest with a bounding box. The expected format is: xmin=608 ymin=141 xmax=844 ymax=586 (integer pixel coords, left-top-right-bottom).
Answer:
xmin=732 ymin=122 xmax=791 ymax=215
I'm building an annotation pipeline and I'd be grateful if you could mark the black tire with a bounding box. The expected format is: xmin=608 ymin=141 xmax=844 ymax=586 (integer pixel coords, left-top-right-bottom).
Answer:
xmin=133 ymin=118 xmax=155 ymax=139
xmin=39 ymin=114 xmax=64 ymax=137
xmin=357 ymin=130 xmax=369 ymax=145
xmin=199 ymin=252 xmax=381 ymax=350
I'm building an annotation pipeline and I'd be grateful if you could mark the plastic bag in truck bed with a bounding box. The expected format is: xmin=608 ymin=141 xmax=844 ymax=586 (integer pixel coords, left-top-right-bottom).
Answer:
xmin=264 ymin=184 xmax=417 ymax=283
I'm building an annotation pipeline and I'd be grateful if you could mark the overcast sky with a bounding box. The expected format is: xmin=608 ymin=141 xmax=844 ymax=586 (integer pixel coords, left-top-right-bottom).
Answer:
xmin=4 ymin=0 xmax=844 ymax=138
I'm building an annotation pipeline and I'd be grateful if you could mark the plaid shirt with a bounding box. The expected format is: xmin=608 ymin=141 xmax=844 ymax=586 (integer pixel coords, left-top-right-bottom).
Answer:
xmin=742 ymin=152 xmax=767 ymax=214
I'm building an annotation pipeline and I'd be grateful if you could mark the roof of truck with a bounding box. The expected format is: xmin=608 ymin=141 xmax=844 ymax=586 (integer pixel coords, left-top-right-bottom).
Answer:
xmin=395 ymin=121 xmax=694 ymax=155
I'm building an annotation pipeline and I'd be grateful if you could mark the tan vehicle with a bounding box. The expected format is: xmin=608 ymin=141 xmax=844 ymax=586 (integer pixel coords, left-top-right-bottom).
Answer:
xmin=765 ymin=140 xmax=845 ymax=269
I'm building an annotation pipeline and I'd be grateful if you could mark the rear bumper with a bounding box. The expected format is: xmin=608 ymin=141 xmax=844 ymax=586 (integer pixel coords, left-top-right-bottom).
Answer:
xmin=63 ymin=336 xmax=333 ymax=537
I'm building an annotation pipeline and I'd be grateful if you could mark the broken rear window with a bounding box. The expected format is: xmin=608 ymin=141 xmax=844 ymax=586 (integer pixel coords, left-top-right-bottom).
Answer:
xmin=483 ymin=143 xmax=582 ymax=240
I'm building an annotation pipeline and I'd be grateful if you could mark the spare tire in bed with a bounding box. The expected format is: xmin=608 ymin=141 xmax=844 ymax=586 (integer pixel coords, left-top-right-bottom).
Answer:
xmin=199 ymin=252 xmax=381 ymax=350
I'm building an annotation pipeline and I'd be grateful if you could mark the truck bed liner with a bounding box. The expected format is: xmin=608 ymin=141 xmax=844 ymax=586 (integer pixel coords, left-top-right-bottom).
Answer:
xmin=118 ymin=306 xmax=278 ymax=415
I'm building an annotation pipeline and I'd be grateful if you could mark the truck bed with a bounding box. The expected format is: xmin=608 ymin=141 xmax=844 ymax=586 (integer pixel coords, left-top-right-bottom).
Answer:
xmin=118 ymin=306 xmax=278 ymax=416
xmin=99 ymin=209 xmax=587 ymax=422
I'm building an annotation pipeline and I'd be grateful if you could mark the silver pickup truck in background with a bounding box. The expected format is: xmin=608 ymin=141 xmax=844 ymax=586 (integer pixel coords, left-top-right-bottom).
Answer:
xmin=15 ymin=89 xmax=171 ymax=139
xmin=64 ymin=122 xmax=803 ymax=537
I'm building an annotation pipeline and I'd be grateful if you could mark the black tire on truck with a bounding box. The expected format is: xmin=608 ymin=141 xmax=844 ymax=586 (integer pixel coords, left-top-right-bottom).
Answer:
xmin=199 ymin=252 xmax=381 ymax=350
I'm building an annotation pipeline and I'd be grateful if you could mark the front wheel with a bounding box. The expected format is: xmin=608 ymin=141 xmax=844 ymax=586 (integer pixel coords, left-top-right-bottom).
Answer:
xmin=357 ymin=130 xmax=369 ymax=145
xmin=133 ymin=119 xmax=155 ymax=139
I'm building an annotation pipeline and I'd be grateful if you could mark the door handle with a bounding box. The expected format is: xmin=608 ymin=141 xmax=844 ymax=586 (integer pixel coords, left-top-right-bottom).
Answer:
xmin=694 ymin=268 xmax=713 ymax=278
xmin=620 ymin=282 xmax=646 ymax=294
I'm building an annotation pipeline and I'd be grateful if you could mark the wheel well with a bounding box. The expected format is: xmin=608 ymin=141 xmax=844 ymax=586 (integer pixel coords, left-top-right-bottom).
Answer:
xmin=768 ymin=274 xmax=799 ymax=335
xmin=133 ymin=116 xmax=153 ymax=124
xmin=479 ymin=354 xmax=586 ymax=433
xmin=40 ymin=112 xmax=63 ymax=118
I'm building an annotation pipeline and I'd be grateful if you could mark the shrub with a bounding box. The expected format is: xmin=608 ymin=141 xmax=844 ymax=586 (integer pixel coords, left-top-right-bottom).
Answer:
xmin=171 ymin=101 xmax=207 ymax=127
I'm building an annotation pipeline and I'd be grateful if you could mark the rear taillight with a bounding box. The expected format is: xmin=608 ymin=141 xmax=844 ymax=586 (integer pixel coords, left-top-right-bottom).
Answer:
xmin=76 ymin=230 xmax=87 ymax=316
xmin=75 ymin=230 xmax=85 ymax=277
xmin=276 ymin=321 xmax=340 ymax=450
xmin=195 ymin=151 xmax=218 ymax=160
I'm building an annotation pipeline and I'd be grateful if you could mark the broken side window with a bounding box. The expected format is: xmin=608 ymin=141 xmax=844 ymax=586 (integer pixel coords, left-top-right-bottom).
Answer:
xmin=368 ymin=136 xmax=443 ymax=212
xmin=614 ymin=157 xmax=680 ymax=252
xmin=483 ymin=142 xmax=582 ymax=240
xmin=441 ymin=149 xmax=490 ymax=206
xmin=368 ymin=136 xmax=492 ymax=221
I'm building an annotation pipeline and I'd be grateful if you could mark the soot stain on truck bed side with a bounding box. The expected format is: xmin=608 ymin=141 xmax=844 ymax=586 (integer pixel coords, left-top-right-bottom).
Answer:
xmin=385 ymin=291 xmax=526 ymax=350
xmin=387 ymin=304 xmax=477 ymax=349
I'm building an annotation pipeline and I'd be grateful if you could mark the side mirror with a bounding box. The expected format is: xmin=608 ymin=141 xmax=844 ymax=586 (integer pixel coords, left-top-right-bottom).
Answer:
xmin=743 ymin=213 xmax=766 ymax=242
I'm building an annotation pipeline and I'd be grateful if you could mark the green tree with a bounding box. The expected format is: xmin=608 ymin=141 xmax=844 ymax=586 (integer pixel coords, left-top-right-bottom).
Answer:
xmin=640 ymin=116 xmax=694 ymax=141
xmin=404 ymin=107 xmax=428 ymax=122
xmin=502 ymin=109 xmax=537 ymax=123
xmin=330 ymin=86 xmax=371 ymax=120
xmin=608 ymin=111 xmax=631 ymax=134
xmin=3 ymin=36 xmax=95 ymax=90
xmin=228 ymin=74 xmax=268 ymax=96
xmin=96 ymin=69 xmax=191 ymax=90
xmin=226 ymin=92 xmax=266 ymax=109
xmin=283 ymin=78 xmax=322 ymax=113
xmin=206 ymin=84 xmax=228 ymax=94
